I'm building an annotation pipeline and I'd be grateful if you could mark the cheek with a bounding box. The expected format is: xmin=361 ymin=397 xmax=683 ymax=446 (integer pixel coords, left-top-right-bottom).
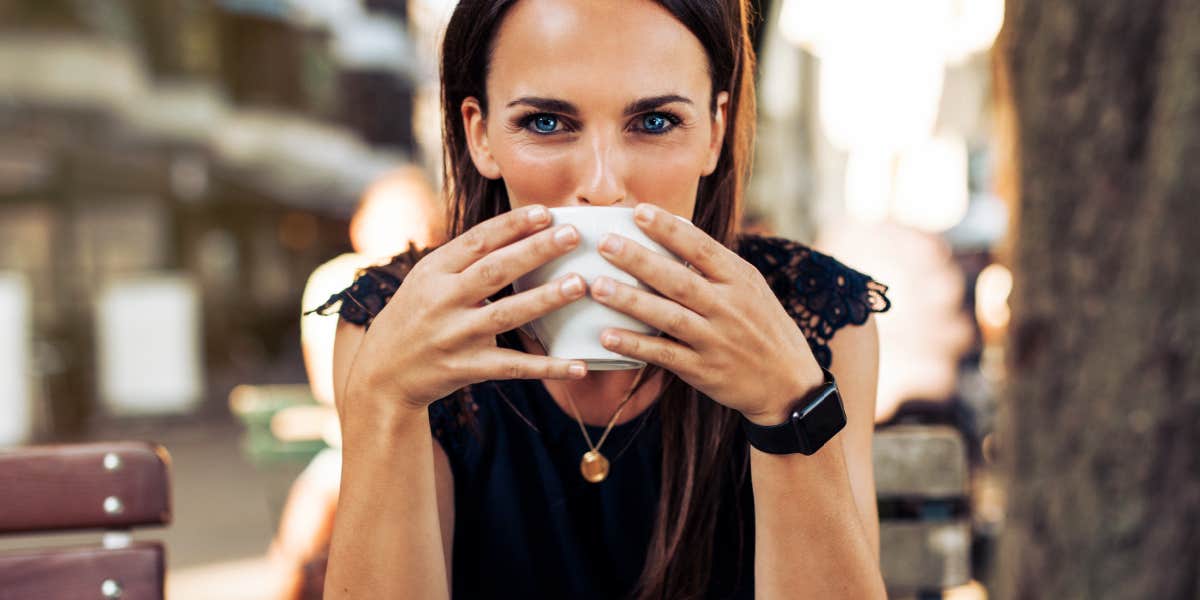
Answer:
xmin=492 ymin=144 xmax=577 ymax=208
xmin=625 ymin=145 xmax=706 ymax=216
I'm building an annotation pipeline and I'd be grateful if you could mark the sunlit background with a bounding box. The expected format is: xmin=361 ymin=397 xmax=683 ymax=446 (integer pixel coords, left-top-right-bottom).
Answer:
xmin=1 ymin=1 xmax=1009 ymax=598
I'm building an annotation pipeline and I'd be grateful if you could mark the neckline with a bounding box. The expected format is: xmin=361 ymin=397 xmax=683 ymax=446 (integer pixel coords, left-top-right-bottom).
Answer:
xmin=524 ymin=377 xmax=660 ymax=438
xmin=501 ymin=328 xmax=661 ymax=435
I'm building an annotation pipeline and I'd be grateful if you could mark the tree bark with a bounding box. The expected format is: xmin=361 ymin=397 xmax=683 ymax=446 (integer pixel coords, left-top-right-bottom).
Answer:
xmin=997 ymin=1 xmax=1200 ymax=598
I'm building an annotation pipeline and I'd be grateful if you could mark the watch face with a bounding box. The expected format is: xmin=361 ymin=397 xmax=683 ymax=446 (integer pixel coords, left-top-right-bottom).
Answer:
xmin=790 ymin=386 xmax=846 ymax=455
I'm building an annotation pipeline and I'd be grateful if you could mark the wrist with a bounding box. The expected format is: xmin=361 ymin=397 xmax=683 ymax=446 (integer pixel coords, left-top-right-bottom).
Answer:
xmin=740 ymin=365 xmax=826 ymax=427
xmin=343 ymin=383 xmax=431 ymax=438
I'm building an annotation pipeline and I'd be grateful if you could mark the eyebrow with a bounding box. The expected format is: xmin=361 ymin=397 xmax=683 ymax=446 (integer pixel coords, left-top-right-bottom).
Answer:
xmin=505 ymin=94 xmax=694 ymax=116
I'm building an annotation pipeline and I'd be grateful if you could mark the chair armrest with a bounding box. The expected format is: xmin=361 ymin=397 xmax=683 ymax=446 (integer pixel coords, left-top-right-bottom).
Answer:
xmin=0 ymin=541 xmax=164 ymax=600
xmin=0 ymin=441 xmax=171 ymax=534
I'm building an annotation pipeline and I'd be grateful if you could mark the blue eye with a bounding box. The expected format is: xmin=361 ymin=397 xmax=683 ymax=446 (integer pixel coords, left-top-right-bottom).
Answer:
xmin=643 ymin=114 xmax=668 ymax=131
xmin=637 ymin=112 xmax=679 ymax=134
xmin=531 ymin=115 xmax=559 ymax=133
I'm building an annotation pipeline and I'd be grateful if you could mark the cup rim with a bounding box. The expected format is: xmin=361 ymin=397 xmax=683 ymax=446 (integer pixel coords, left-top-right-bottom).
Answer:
xmin=546 ymin=205 xmax=692 ymax=223
xmin=547 ymin=206 xmax=634 ymax=216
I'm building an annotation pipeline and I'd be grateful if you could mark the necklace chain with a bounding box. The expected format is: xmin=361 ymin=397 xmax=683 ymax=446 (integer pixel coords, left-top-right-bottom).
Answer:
xmin=487 ymin=367 xmax=655 ymax=472
xmin=562 ymin=366 xmax=649 ymax=483
xmin=560 ymin=366 xmax=649 ymax=454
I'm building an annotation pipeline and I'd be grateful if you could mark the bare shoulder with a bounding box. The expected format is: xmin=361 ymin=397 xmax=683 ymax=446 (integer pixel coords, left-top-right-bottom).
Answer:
xmin=827 ymin=313 xmax=880 ymax=373
xmin=826 ymin=312 xmax=880 ymax=426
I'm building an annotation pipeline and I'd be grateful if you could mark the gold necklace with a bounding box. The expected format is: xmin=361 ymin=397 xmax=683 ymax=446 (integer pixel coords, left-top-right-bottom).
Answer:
xmin=559 ymin=366 xmax=649 ymax=483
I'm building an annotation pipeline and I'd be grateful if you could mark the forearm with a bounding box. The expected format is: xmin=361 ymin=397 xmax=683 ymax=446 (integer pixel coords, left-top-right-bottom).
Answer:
xmin=324 ymin=404 xmax=449 ymax=599
xmin=751 ymin=437 xmax=886 ymax=599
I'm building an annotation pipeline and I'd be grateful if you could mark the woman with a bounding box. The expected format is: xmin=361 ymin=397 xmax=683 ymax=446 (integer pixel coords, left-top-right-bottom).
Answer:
xmin=309 ymin=0 xmax=892 ymax=597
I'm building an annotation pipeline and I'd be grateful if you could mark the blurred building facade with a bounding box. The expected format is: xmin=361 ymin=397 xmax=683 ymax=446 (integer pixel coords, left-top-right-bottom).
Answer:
xmin=0 ymin=0 xmax=432 ymax=439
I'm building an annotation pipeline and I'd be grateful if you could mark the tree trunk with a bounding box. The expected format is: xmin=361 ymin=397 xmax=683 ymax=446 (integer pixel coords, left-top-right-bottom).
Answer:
xmin=996 ymin=1 xmax=1200 ymax=598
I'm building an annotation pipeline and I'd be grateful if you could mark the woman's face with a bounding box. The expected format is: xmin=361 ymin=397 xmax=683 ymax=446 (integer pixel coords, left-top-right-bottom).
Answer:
xmin=461 ymin=0 xmax=729 ymax=221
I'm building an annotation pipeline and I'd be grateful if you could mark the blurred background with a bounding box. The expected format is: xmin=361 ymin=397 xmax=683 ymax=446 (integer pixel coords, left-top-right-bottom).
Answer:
xmin=3 ymin=1 xmax=1190 ymax=599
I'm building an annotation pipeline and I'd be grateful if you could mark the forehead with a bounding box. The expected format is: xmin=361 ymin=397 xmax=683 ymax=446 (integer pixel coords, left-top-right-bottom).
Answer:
xmin=487 ymin=0 xmax=712 ymax=105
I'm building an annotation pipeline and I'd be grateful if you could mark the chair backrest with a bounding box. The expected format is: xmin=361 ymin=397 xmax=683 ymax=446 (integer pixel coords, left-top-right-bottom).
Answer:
xmin=0 ymin=441 xmax=171 ymax=600
xmin=873 ymin=424 xmax=972 ymax=598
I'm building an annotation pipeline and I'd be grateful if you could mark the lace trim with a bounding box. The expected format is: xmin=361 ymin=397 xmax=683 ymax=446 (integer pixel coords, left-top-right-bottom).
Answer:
xmin=301 ymin=243 xmax=429 ymax=329
xmin=735 ymin=235 xmax=891 ymax=370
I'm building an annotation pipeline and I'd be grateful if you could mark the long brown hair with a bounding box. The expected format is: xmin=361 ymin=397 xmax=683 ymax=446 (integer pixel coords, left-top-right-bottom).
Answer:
xmin=440 ymin=1 xmax=758 ymax=597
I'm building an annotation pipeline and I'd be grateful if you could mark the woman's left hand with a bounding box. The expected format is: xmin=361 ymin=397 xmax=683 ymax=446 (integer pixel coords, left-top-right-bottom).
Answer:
xmin=590 ymin=203 xmax=825 ymax=426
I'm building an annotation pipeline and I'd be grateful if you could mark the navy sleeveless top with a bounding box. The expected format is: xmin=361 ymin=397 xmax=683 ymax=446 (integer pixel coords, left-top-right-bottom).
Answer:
xmin=307 ymin=234 xmax=891 ymax=599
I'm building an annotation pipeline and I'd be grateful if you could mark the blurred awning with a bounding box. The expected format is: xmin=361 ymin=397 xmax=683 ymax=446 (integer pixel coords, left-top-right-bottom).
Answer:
xmin=215 ymin=0 xmax=292 ymax=20
xmin=0 ymin=33 xmax=408 ymax=213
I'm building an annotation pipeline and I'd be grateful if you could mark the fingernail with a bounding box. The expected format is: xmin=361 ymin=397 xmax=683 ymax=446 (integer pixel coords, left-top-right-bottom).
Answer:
xmin=554 ymin=225 xmax=578 ymax=246
xmin=602 ymin=332 xmax=620 ymax=348
xmin=592 ymin=276 xmax=614 ymax=298
xmin=560 ymin=275 xmax=584 ymax=297
xmin=569 ymin=363 xmax=587 ymax=378
xmin=599 ymin=234 xmax=623 ymax=254
xmin=634 ymin=204 xmax=655 ymax=225
xmin=527 ymin=205 xmax=549 ymax=223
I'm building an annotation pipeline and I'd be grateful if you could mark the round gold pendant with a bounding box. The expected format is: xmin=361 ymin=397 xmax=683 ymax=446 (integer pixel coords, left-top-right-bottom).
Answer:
xmin=580 ymin=450 xmax=610 ymax=483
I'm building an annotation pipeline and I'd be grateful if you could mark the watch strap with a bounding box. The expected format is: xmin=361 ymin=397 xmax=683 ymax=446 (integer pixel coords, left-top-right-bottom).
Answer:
xmin=740 ymin=368 xmax=845 ymax=455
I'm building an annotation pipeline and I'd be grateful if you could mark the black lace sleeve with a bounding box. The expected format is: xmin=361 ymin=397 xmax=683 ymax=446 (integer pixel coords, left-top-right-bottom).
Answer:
xmin=301 ymin=243 xmax=477 ymax=453
xmin=737 ymin=234 xmax=891 ymax=370
xmin=302 ymin=243 xmax=433 ymax=329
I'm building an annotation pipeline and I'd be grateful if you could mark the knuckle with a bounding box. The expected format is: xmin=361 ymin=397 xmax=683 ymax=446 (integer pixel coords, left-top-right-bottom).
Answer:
xmin=429 ymin=335 xmax=456 ymax=357
xmin=508 ymin=209 xmax=528 ymax=229
xmin=666 ymin=310 xmax=689 ymax=335
xmin=505 ymin=211 xmax=529 ymax=238
xmin=620 ymin=285 xmax=638 ymax=308
xmin=535 ymin=228 xmax=558 ymax=255
xmin=697 ymin=240 xmax=718 ymax=263
xmin=747 ymin=267 xmax=768 ymax=287
xmin=657 ymin=344 xmax=678 ymax=365
xmin=487 ymin=304 xmax=515 ymax=331
xmin=505 ymin=361 xmax=524 ymax=380
xmin=477 ymin=261 xmax=505 ymax=288
xmin=543 ymin=281 xmax=567 ymax=305
xmin=671 ymin=277 xmax=695 ymax=302
xmin=461 ymin=230 xmax=488 ymax=259
xmin=434 ymin=286 xmax=462 ymax=309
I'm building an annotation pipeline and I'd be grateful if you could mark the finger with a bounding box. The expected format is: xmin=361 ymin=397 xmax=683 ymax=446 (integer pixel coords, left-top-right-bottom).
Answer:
xmin=470 ymin=273 xmax=587 ymax=336
xmin=457 ymin=222 xmax=580 ymax=302
xmin=589 ymin=276 xmax=707 ymax=344
xmin=597 ymin=233 xmax=716 ymax=315
xmin=630 ymin=203 xmax=738 ymax=282
xmin=599 ymin=328 xmax=700 ymax=377
xmin=469 ymin=348 xmax=588 ymax=382
xmin=432 ymin=205 xmax=553 ymax=273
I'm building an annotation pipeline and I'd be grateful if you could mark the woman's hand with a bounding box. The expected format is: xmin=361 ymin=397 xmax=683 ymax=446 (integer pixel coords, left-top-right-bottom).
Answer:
xmin=343 ymin=204 xmax=590 ymax=422
xmin=588 ymin=203 xmax=825 ymax=426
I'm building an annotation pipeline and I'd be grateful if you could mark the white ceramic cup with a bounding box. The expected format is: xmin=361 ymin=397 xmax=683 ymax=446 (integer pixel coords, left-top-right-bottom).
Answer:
xmin=512 ymin=206 xmax=688 ymax=370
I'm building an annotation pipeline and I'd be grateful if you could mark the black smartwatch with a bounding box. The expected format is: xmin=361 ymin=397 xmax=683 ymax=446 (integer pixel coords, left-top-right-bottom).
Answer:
xmin=740 ymin=367 xmax=846 ymax=455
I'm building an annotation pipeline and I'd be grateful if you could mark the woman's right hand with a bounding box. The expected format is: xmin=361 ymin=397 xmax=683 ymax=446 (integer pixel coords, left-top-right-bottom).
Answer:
xmin=342 ymin=204 xmax=588 ymax=424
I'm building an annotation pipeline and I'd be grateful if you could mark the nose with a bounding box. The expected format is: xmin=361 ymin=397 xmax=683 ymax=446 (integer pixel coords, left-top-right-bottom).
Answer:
xmin=573 ymin=131 xmax=629 ymax=207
